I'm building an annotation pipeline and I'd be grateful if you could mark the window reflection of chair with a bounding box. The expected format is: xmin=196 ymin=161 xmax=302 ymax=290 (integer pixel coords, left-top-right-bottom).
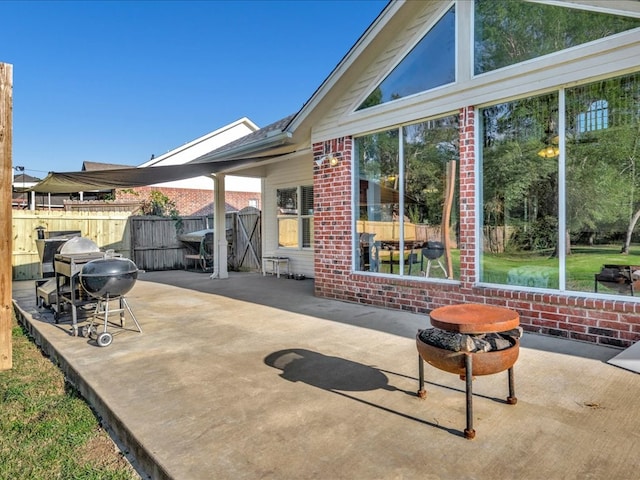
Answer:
xmin=594 ymin=264 xmax=640 ymax=296
xmin=422 ymin=241 xmax=447 ymax=278
xmin=379 ymin=242 xmax=406 ymax=273
xmin=407 ymin=249 xmax=423 ymax=276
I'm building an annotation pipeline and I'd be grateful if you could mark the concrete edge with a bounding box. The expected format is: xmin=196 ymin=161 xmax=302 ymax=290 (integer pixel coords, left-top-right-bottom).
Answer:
xmin=12 ymin=299 xmax=168 ymax=480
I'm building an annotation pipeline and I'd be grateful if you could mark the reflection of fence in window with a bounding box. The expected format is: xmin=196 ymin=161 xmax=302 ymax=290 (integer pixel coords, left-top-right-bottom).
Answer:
xmin=277 ymin=185 xmax=314 ymax=249
xmin=302 ymin=218 xmax=313 ymax=248
xmin=278 ymin=218 xmax=298 ymax=247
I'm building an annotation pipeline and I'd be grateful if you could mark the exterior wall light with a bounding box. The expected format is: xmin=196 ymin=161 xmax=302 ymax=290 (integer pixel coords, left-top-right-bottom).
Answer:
xmin=315 ymin=154 xmax=340 ymax=167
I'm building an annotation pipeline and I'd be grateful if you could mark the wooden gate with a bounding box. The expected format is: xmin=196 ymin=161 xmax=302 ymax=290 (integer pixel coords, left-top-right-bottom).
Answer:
xmin=231 ymin=207 xmax=261 ymax=272
xmin=130 ymin=216 xmax=209 ymax=271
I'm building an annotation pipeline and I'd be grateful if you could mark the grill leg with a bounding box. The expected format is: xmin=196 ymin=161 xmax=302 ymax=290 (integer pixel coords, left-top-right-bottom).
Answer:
xmin=119 ymin=297 xmax=126 ymax=327
xmin=464 ymin=353 xmax=475 ymax=439
xmin=102 ymin=295 xmax=110 ymax=333
xmin=121 ymin=297 xmax=142 ymax=333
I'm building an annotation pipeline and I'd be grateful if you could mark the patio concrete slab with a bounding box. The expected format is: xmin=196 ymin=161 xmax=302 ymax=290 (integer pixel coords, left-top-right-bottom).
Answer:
xmin=11 ymin=271 xmax=640 ymax=480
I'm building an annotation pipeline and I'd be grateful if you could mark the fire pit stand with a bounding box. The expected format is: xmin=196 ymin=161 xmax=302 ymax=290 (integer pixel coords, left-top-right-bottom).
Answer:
xmin=416 ymin=304 xmax=520 ymax=439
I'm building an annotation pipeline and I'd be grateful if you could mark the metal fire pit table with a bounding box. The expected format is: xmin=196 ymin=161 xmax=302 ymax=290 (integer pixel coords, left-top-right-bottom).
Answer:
xmin=416 ymin=304 xmax=520 ymax=439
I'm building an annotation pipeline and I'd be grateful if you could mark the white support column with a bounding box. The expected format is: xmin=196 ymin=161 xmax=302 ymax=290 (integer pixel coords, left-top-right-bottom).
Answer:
xmin=211 ymin=173 xmax=228 ymax=279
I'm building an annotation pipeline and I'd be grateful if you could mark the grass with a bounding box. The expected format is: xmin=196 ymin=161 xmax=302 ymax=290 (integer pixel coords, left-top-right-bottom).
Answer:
xmin=0 ymin=314 xmax=140 ymax=480
xmin=482 ymin=245 xmax=640 ymax=292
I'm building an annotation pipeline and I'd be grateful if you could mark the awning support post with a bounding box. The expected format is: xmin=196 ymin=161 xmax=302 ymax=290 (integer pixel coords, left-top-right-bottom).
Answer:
xmin=211 ymin=173 xmax=228 ymax=279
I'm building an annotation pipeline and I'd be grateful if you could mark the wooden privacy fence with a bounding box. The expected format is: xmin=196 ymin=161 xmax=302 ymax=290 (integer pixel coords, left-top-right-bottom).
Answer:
xmin=12 ymin=210 xmax=133 ymax=280
xmin=117 ymin=211 xmax=262 ymax=271
xmin=130 ymin=215 xmax=212 ymax=271
xmin=12 ymin=209 xmax=263 ymax=279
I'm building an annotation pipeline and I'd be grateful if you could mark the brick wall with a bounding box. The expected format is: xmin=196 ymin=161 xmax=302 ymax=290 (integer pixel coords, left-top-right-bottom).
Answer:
xmin=313 ymin=137 xmax=353 ymax=298
xmin=311 ymin=108 xmax=640 ymax=349
xmin=116 ymin=187 xmax=260 ymax=216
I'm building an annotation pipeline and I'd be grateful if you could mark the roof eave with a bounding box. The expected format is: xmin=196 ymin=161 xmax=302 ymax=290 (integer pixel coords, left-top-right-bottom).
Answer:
xmin=285 ymin=0 xmax=400 ymax=133
xmin=189 ymin=130 xmax=294 ymax=164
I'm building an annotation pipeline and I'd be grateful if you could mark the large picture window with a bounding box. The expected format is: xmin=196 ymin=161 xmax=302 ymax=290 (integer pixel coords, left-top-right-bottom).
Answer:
xmin=479 ymin=93 xmax=560 ymax=288
xmin=358 ymin=6 xmax=455 ymax=110
xmin=474 ymin=0 xmax=640 ymax=75
xmin=479 ymin=72 xmax=640 ymax=297
xmin=354 ymin=114 xmax=459 ymax=279
xmin=277 ymin=186 xmax=314 ymax=249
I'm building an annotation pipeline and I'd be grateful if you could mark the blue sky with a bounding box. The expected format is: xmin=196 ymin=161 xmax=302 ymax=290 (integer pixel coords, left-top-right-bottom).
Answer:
xmin=3 ymin=0 xmax=388 ymax=178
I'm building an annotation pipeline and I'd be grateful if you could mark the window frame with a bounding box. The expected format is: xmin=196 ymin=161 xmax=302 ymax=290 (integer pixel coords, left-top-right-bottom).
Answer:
xmin=475 ymin=70 xmax=640 ymax=300
xmin=352 ymin=113 xmax=460 ymax=282
xmin=276 ymin=185 xmax=314 ymax=250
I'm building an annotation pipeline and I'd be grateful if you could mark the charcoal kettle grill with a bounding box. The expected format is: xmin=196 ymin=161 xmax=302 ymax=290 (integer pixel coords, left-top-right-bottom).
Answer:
xmin=79 ymin=256 xmax=142 ymax=347
xmin=422 ymin=241 xmax=447 ymax=277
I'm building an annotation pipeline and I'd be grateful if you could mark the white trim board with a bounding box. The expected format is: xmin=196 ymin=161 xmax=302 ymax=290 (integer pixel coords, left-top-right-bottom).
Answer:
xmin=608 ymin=341 xmax=640 ymax=374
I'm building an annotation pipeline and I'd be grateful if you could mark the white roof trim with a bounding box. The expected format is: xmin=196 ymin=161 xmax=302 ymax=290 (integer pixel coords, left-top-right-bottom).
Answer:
xmin=286 ymin=1 xmax=400 ymax=133
xmin=138 ymin=117 xmax=259 ymax=168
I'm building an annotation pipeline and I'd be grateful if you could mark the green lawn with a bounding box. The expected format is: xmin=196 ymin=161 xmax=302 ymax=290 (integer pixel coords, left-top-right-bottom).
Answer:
xmin=373 ymin=244 xmax=640 ymax=293
xmin=0 ymin=316 xmax=139 ymax=480
xmin=482 ymin=245 xmax=640 ymax=292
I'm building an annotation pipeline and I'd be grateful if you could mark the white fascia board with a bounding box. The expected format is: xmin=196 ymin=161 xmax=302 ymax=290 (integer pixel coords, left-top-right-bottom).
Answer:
xmin=536 ymin=1 xmax=640 ymax=16
xmin=194 ymin=131 xmax=294 ymax=163
xmin=138 ymin=117 xmax=259 ymax=168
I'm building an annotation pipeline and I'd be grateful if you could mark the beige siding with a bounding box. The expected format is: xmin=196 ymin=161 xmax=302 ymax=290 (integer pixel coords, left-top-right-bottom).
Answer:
xmin=263 ymin=154 xmax=315 ymax=277
xmin=312 ymin=0 xmax=640 ymax=143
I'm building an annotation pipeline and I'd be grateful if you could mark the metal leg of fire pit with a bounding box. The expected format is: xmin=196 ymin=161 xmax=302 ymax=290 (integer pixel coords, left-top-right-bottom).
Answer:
xmin=464 ymin=353 xmax=475 ymax=439
xmin=507 ymin=367 xmax=517 ymax=405
xmin=417 ymin=355 xmax=427 ymax=399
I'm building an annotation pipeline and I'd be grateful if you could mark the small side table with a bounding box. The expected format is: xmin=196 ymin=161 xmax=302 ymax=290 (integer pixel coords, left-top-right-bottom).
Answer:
xmin=262 ymin=256 xmax=290 ymax=278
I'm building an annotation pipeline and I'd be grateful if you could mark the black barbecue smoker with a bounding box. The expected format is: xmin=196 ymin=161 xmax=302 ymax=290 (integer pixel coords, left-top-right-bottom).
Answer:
xmin=34 ymin=229 xmax=141 ymax=346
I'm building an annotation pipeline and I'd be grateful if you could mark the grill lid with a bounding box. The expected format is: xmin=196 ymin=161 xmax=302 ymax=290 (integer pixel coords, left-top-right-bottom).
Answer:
xmin=58 ymin=236 xmax=100 ymax=255
xmin=79 ymin=258 xmax=138 ymax=299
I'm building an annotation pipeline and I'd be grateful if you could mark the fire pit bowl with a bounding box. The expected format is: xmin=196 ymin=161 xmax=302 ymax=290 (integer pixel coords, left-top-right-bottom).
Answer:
xmin=416 ymin=333 xmax=519 ymax=376
xmin=79 ymin=258 xmax=138 ymax=300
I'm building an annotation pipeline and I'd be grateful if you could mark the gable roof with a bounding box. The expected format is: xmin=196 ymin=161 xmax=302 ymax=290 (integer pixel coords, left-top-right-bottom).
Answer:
xmin=82 ymin=161 xmax=132 ymax=171
xmin=139 ymin=117 xmax=259 ymax=168
xmin=188 ymin=114 xmax=297 ymax=164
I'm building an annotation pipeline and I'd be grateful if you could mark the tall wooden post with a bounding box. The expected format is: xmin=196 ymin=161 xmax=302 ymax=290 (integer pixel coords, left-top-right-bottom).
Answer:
xmin=442 ymin=160 xmax=456 ymax=280
xmin=0 ymin=63 xmax=13 ymax=371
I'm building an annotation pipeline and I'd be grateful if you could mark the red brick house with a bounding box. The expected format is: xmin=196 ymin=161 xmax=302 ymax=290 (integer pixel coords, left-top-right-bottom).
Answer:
xmin=195 ymin=0 xmax=640 ymax=349
xmin=28 ymin=1 xmax=640 ymax=349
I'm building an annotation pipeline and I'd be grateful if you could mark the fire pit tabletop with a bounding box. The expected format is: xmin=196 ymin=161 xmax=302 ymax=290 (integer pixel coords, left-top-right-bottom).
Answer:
xmin=429 ymin=303 xmax=519 ymax=334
